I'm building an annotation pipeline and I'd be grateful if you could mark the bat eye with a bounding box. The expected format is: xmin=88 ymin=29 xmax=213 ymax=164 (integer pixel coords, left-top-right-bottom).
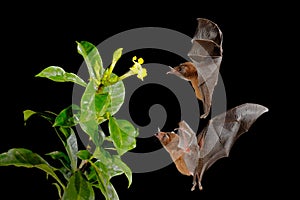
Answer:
xmin=179 ymin=65 xmax=187 ymax=74
xmin=162 ymin=133 xmax=169 ymax=140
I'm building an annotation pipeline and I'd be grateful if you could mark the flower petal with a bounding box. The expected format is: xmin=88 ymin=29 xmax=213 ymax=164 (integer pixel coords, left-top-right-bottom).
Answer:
xmin=138 ymin=58 xmax=144 ymax=64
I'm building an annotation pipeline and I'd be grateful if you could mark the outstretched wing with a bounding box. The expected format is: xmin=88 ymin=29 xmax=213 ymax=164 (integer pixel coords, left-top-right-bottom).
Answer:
xmin=166 ymin=18 xmax=223 ymax=118
xmin=188 ymin=18 xmax=223 ymax=118
xmin=191 ymin=103 xmax=268 ymax=190
xmin=198 ymin=103 xmax=268 ymax=169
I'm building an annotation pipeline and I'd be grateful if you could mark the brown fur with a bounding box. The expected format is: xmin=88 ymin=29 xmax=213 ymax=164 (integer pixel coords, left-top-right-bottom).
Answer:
xmin=174 ymin=62 xmax=203 ymax=101
xmin=155 ymin=131 xmax=191 ymax=176
xmin=174 ymin=62 xmax=198 ymax=79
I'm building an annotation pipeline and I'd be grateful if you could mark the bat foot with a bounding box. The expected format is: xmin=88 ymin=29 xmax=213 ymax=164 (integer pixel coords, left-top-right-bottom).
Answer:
xmin=191 ymin=185 xmax=196 ymax=191
xmin=191 ymin=183 xmax=203 ymax=191
xmin=191 ymin=182 xmax=197 ymax=191
xmin=199 ymin=185 xmax=203 ymax=190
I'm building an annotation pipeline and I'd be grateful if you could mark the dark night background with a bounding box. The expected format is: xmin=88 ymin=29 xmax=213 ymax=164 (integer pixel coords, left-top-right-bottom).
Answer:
xmin=1 ymin=2 xmax=293 ymax=200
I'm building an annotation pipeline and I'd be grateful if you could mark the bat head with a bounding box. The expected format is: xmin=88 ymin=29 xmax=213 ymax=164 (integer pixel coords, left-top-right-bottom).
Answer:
xmin=166 ymin=62 xmax=198 ymax=81
xmin=154 ymin=131 xmax=178 ymax=147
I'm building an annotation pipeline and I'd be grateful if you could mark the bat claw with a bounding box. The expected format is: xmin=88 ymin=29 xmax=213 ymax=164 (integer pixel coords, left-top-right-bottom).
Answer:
xmin=191 ymin=182 xmax=203 ymax=191
xmin=191 ymin=185 xmax=196 ymax=191
xmin=199 ymin=185 xmax=203 ymax=190
xmin=191 ymin=181 xmax=197 ymax=191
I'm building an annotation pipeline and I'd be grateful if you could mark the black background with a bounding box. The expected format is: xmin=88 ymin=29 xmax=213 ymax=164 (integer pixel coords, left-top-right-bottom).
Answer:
xmin=1 ymin=2 xmax=293 ymax=200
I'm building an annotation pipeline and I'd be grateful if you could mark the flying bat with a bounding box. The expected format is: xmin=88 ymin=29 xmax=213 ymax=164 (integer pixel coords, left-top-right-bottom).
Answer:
xmin=155 ymin=103 xmax=268 ymax=191
xmin=167 ymin=18 xmax=223 ymax=118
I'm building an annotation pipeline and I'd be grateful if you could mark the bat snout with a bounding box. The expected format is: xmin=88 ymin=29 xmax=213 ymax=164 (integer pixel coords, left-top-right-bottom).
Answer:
xmin=154 ymin=131 xmax=165 ymax=140
xmin=166 ymin=68 xmax=178 ymax=75
xmin=154 ymin=132 xmax=161 ymax=139
xmin=166 ymin=66 xmax=190 ymax=81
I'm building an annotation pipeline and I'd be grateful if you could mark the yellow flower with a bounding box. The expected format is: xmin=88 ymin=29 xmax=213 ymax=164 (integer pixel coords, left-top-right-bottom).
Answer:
xmin=119 ymin=56 xmax=147 ymax=81
xmin=129 ymin=56 xmax=147 ymax=81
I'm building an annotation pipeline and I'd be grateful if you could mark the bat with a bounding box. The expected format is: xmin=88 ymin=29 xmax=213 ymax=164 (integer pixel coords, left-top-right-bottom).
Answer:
xmin=154 ymin=103 xmax=268 ymax=191
xmin=167 ymin=18 xmax=223 ymax=118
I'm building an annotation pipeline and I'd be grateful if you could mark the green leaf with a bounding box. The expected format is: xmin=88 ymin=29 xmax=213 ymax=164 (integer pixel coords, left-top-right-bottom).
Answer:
xmin=23 ymin=110 xmax=36 ymax=124
xmin=77 ymin=150 xmax=91 ymax=160
xmin=108 ymin=117 xmax=138 ymax=156
xmin=62 ymin=171 xmax=95 ymax=200
xmin=23 ymin=110 xmax=56 ymax=126
xmin=35 ymin=66 xmax=87 ymax=87
xmin=102 ymin=75 xmax=125 ymax=115
xmin=95 ymin=92 xmax=110 ymax=121
xmin=111 ymin=156 xmax=132 ymax=188
xmin=47 ymin=129 xmax=79 ymax=178
xmin=53 ymin=182 xmax=63 ymax=199
xmin=88 ymin=159 xmax=119 ymax=200
xmin=24 ymin=110 xmax=72 ymax=148
xmin=66 ymin=130 xmax=78 ymax=171
xmin=54 ymin=104 xmax=80 ymax=127
xmin=93 ymin=147 xmax=132 ymax=188
xmin=80 ymin=80 xmax=96 ymax=120
xmin=99 ymin=180 xmax=119 ymax=200
xmin=112 ymin=48 xmax=123 ymax=65
xmin=77 ymin=41 xmax=103 ymax=82
xmin=93 ymin=148 xmax=122 ymax=178
xmin=0 ymin=148 xmax=65 ymax=190
xmin=58 ymin=127 xmax=72 ymax=141
xmin=79 ymin=80 xmax=102 ymax=147
xmin=46 ymin=151 xmax=71 ymax=169
xmin=108 ymin=48 xmax=123 ymax=73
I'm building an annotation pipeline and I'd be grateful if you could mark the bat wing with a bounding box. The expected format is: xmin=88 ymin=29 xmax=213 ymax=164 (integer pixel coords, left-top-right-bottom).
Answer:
xmin=191 ymin=103 xmax=268 ymax=190
xmin=188 ymin=18 xmax=223 ymax=118
xmin=176 ymin=120 xmax=200 ymax=176
xmin=199 ymin=103 xmax=268 ymax=169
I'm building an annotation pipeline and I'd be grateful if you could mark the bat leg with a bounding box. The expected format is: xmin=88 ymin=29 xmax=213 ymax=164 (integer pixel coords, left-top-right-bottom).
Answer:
xmin=198 ymin=180 xmax=203 ymax=191
xmin=191 ymin=174 xmax=203 ymax=191
xmin=198 ymin=169 xmax=205 ymax=190
xmin=191 ymin=172 xmax=204 ymax=191
xmin=191 ymin=175 xmax=197 ymax=191
xmin=191 ymin=166 xmax=205 ymax=191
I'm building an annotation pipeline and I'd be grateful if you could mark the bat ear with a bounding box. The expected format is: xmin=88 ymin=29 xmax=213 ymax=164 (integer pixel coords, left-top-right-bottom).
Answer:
xmin=173 ymin=128 xmax=179 ymax=134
